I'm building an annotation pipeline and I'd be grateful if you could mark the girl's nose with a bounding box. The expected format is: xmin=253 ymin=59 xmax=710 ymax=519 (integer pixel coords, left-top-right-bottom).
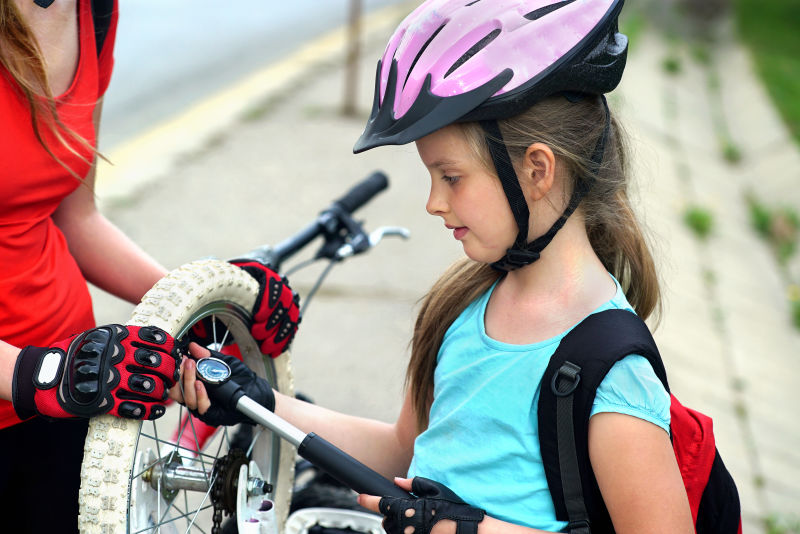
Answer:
xmin=426 ymin=181 xmax=447 ymax=216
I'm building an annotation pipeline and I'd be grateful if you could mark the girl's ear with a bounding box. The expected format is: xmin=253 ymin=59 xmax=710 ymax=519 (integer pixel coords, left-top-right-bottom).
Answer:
xmin=520 ymin=143 xmax=556 ymax=201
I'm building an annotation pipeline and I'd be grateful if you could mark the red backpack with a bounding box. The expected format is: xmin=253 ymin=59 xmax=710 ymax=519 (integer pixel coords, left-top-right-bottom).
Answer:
xmin=538 ymin=309 xmax=742 ymax=534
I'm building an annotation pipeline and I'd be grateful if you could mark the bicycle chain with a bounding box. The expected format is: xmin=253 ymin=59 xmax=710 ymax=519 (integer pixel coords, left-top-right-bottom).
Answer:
xmin=211 ymin=448 xmax=248 ymax=534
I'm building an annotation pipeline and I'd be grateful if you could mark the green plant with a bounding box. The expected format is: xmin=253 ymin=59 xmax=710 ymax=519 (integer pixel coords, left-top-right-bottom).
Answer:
xmin=662 ymin=54 xmax=682 ymax=75
xmin=765 ymin=513 xmax=800 ymax=534
xmin=721 ymin=139 xmax=742 ymax=163
xmin=745 ymin=194 xmax=799 ymax=263
xmin=620 ymin=8 xmax=646 ymax=52
xmin=734 ymin=0 xmax=800 ymax=145
xmin=746 ymin=193 xmax=772 ymax=238
xmin=691 ymin=43 xmax=711 ymax=65
xmin=683 ymin=205 xmax=714 ymax=239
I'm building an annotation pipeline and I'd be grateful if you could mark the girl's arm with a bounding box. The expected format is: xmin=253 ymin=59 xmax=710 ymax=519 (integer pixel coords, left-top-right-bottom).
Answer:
xmin=359 ymin=413 xmax=694 ymax=534
xmin=589 ymin=412 xmax=694 ymax=533
xmin=273 ymin=387 xmax=418 ymax=480
xmin=51 ymin=99 xmax=167 ymax=305
xmin=178 ymin=349 xmax=418 ymax=480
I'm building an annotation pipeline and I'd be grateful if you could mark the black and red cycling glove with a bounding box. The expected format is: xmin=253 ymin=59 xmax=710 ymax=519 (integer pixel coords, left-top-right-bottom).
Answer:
xmin=12 ymin=324 xmax=181 ymax=421
xmin=379 ymin=478 xmax=485 ymax=534
xmin=231 ymin=259 xmax=300 ymax=358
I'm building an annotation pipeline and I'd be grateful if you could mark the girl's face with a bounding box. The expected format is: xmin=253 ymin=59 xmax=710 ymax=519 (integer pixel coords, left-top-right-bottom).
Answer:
xmin=416 ymin=125 xmax=518 ymax=264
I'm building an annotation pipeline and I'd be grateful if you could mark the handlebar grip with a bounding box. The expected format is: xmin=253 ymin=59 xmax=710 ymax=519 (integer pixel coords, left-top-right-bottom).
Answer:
xmin=298 ymin=432 xmax=411 ymax=499
xmin=333 ymin=171 xmax=389 ymax=214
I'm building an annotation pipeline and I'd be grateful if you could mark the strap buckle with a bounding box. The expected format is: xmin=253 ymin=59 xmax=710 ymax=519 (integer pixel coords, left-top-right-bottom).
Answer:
xmin=490 ymin=248 xmax=540 ymax=272
xmin=551 ymin=361 xmax=581 ymax=397
xmin=566 ymin=519 xmax=591 ymax=534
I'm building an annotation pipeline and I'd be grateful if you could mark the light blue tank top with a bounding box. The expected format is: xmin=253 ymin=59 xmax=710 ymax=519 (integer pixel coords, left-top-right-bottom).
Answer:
xmin=407 ymin=276 xmax=670 ymax=532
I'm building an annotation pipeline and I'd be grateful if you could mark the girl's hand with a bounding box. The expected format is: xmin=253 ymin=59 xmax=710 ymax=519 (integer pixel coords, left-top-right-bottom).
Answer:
xmin=169 ymin=342 xmax=212 ymax=414
xmin=171 ymin=342 xmax=275 ymax=426
xmin=359 ymin=477 xmax=481 ymax=534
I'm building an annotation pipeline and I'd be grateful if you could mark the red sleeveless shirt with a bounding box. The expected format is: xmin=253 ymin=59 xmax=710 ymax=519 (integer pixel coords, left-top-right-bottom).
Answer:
xmin=0 ymin=0 xmax=118 ymax=429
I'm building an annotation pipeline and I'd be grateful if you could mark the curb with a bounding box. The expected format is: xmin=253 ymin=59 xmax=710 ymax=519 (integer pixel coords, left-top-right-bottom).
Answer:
xmin=95 ymin=2 xmax=414 ymax=206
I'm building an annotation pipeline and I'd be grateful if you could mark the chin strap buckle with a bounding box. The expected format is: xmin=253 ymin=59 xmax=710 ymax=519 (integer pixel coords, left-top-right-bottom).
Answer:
xmin=490 ymin=248 xmax=540 ymax=272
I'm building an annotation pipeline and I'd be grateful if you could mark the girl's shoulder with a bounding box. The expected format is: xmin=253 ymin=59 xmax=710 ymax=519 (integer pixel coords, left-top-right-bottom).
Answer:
xmin=587 ymin=276 xmax=671 ymax=431
xmin=591 ymin=354 xmax=671 ymax=433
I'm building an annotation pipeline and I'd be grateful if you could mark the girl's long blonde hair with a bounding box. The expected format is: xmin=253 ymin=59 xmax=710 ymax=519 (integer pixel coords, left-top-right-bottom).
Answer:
xmin=0 ymin=0 xmax=96 ymax=179
xmin=407 ymin=95 xmax=660 ymax=431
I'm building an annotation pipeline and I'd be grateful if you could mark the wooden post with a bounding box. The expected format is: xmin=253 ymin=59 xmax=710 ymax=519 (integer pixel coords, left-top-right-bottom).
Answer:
xmin=342 ymin=0 xmax=362 ymax=117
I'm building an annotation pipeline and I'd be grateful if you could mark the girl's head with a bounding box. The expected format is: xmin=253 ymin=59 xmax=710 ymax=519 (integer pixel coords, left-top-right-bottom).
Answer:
xmin=354 ymin=0 xmax=628 ymax=271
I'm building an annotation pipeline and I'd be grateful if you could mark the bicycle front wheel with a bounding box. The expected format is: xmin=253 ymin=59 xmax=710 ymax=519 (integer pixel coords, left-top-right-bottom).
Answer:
xmin=78 ymin=260 xmax=296 ymax=534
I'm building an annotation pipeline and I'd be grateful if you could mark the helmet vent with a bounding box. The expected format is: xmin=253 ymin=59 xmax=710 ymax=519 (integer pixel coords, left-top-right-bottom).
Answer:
xmin=444 ymin=28 xmax=501 ymax=79
xmin=524 ymin=0 xmax=578 ymax=21
xmin=404 ymin=23 xmax=446 ymax=89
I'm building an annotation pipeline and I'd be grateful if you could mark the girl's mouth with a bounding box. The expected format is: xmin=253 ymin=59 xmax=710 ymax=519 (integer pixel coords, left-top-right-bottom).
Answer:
xmin=452 ymin=227 xmax=468 ymax=240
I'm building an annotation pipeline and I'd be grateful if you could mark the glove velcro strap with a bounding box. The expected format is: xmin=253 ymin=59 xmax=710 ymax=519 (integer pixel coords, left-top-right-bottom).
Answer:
xmin=12 ymin=346 xmax=46 ymax=420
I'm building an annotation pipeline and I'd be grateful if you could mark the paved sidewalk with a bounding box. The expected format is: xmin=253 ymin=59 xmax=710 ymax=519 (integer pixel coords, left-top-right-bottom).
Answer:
xmin=92 ymin=7 xmax=798 ymax=533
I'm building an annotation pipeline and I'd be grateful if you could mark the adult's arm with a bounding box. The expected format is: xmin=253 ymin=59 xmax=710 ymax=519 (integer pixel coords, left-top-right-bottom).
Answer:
xmin=51 ymin=99 xmax=167 ymax=305
xmin=0 ymin=341 xmax=21 ymax=402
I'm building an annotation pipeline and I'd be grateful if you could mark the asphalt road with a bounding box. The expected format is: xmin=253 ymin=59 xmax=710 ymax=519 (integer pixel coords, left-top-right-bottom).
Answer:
xmin=101 ymin=0 xmax=407 ymax=150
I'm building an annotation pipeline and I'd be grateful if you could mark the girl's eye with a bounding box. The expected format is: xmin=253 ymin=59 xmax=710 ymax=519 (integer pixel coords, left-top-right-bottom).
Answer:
xmin=442 ymin=175 xmax=460 ymax=184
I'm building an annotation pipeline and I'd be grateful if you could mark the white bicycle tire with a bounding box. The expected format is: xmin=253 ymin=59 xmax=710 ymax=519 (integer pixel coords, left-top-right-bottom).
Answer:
xmin=78 ymin=259 xmax=296 ymax=533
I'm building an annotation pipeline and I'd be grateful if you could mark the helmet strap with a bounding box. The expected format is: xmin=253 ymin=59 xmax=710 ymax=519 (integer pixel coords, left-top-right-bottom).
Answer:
xmin=482 ymin=95 xmax=611 ymax=272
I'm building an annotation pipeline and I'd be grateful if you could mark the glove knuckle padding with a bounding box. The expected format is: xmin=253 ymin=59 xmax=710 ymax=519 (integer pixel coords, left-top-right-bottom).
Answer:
xmin=14 ymin=324 xmax=178 ymax=420
xmin=232 ymin=259 xmax=300 ymax=358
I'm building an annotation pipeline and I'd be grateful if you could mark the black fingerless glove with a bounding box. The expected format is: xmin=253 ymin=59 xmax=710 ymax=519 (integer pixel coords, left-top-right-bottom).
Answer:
xmin=379 ymin=477 xmax=485 ymax=534
xmin=191 ymin=350 xmax=275 ymax=427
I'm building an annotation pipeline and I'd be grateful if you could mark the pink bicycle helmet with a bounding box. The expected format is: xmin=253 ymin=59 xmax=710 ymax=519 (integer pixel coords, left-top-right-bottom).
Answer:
xmin=355 ymin=0 xmax=628 ymax=270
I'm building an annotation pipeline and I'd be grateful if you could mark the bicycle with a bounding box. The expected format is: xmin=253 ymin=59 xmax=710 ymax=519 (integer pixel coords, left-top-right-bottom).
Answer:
xmin=77 ymin=172 xmax=409 ymax=534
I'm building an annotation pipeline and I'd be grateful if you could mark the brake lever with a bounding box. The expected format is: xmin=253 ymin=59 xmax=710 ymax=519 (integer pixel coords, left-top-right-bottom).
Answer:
xmin=334 ymin=226 xmax=410 ymax=260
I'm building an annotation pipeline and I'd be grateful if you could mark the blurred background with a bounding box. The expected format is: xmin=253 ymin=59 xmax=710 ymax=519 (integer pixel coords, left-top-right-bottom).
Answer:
xmin=91 ymin=1 xmax=799 ymax=532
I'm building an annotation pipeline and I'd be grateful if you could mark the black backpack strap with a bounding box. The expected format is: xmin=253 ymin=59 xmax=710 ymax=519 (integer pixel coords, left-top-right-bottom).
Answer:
xmin=538 ymin=309 xmax=669 ymax=533
xmin=91 ymin=0 xmax=114 ymax=58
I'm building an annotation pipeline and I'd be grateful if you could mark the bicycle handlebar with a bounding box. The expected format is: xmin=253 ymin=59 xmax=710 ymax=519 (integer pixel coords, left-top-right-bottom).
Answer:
xmin=251 ymin=171 xmax=389 ymax=270
xmin=333 ymin=170 xmax=388 ymax=215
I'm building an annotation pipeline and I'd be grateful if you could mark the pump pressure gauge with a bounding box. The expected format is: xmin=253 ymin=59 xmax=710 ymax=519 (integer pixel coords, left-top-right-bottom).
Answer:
xmin=195 ymin=357 xmax=232 ymax=385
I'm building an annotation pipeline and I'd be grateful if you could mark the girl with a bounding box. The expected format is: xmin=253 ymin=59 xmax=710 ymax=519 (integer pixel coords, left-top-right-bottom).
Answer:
xmin=182 ymin=0 xmax=694 ymax=532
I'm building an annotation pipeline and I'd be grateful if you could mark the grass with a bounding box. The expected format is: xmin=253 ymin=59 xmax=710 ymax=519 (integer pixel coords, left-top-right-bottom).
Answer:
xmin=620 ymin=6 xmax=646 ymax=52
xmin=733 ymin=0 xmax=800 ymax=145
xmin=765 ymin=514 xmax=800 ymax=534
xmin=683 ymin=205 xmax=714 ymax=239
xmin=745 ymin=192 xmax=799 ymax=264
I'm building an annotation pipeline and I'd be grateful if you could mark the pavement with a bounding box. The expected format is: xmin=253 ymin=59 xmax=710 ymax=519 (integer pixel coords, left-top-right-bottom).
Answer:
xmin=91 ymin=4 xmax=799 ymax=532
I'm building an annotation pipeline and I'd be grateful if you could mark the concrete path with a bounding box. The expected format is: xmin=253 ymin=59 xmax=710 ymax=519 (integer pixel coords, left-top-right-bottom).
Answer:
xmin=92 ymin=5 xmax=799 ymax=532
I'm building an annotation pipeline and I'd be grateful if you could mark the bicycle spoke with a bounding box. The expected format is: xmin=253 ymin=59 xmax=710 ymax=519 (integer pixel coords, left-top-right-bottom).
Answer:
xmin=137 ymin=431 xmax=222 ymax=466
xmin=247 ymin=426 xmax=265 ymax=458
xmin=185 ymin=412 xmax=213 ymax=478
xmin=130 ymin=501 xmax=215 ymax=534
